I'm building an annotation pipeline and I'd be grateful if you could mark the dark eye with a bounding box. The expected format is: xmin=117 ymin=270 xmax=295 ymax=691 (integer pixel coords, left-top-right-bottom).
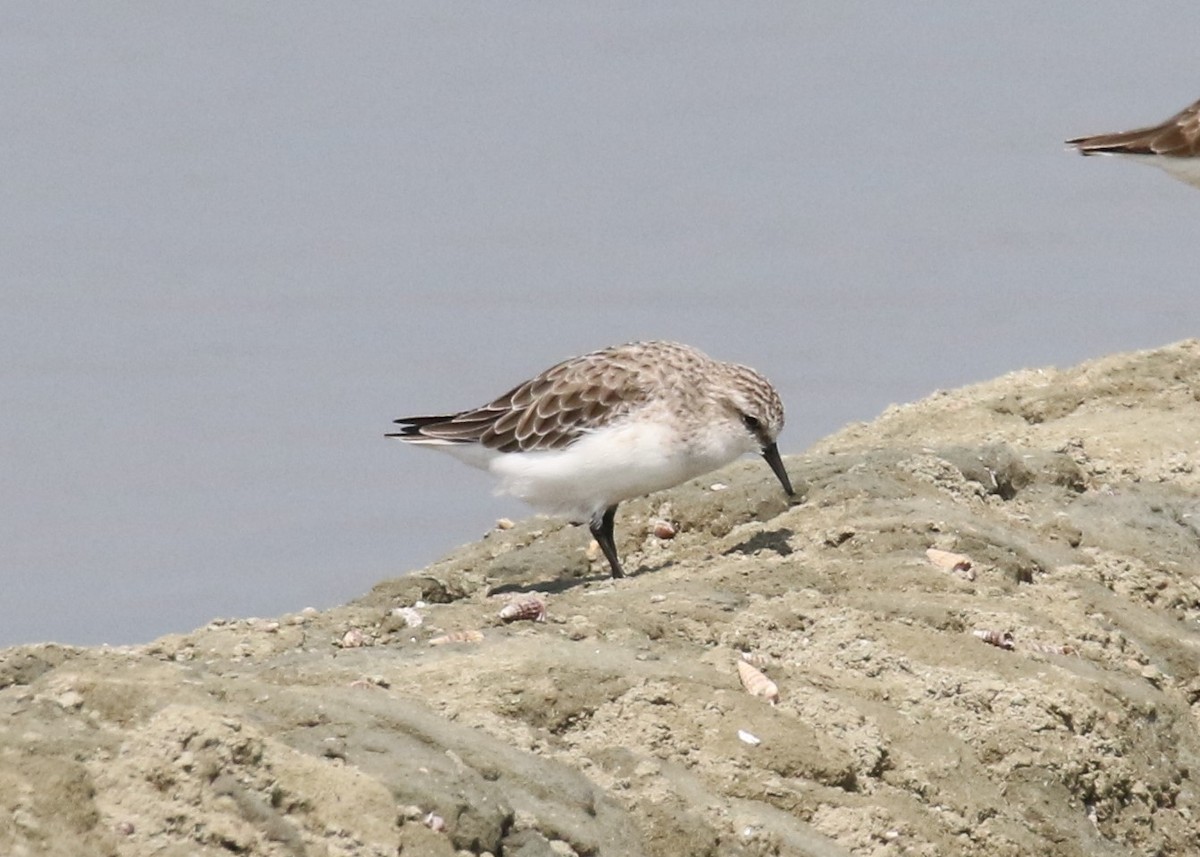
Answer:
xmin=741 ymin=413 xmax=762 ymax=433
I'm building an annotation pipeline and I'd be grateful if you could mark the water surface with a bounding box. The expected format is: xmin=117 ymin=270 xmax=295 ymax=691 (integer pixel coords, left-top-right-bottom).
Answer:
xmin=3 ymin=3 xmax=1198 ymax=646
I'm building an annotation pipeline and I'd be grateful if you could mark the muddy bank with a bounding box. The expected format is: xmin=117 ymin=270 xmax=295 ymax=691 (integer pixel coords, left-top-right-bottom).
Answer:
xmin=3 ymin=340 xmax=1199 ymax=856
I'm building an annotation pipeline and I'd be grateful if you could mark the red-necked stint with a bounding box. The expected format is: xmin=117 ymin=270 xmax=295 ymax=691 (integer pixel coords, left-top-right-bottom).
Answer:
xmin=389 ymin=340 xmax=794 ymax=578
xmin=1067 ymin=97 xmax=1200 ymax=189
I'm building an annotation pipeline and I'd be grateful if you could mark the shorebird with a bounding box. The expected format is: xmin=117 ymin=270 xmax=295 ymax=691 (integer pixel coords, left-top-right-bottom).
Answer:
xmin=388 ymin=340 xmax=794 ymax=578
xmin=1067 ymin=97 xmax=1200 ymax=189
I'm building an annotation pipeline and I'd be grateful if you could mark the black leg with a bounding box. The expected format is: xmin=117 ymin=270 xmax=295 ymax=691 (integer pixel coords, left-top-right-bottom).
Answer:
xmin=589 ymin=504 xmax=624 ymax=578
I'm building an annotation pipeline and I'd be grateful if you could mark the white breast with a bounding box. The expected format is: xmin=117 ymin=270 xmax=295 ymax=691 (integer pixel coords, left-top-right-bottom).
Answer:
xmin=486 ymin=416 xmax=752 ymax=522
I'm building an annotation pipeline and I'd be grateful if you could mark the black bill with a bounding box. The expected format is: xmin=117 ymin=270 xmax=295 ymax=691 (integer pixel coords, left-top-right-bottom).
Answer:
xmin=761 ymin=442 xmax=794 ymax=497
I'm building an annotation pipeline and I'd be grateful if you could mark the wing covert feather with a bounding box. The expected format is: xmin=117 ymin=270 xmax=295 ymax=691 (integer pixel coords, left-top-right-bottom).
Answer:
xmin=390 ymin=342 xmax=710 ymax=452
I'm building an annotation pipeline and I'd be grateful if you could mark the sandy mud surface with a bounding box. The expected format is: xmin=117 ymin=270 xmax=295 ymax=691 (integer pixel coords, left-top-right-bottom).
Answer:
xmin=3 ymin=340 xmax=1199 ymax=856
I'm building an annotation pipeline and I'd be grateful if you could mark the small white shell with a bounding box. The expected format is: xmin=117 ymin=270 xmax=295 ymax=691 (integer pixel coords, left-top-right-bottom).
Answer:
xmin=423 ymin=812 xmax=445 ymax=832
xmin=737 ymin=659 xmax=779 ymax=705
xmin=972 ymin=628 xmax=1015 ymax=650
xmin=495 ymin=518 xmax=515 ymax=530
xmin=737 ymin=729 xmax=762 ymax=746
xmin=739 ymin=651 xmax=771 ymax=668
xmin=652 ymin=520 xmax=676 ymax=540
xmin=926 ymin=548 xmax=974 ymax=578
xmin=498 ymin=596 xmax=546 ymax=623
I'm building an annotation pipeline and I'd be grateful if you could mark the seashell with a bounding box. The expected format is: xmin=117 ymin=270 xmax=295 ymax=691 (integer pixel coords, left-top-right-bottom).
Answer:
xmin=339 ymin=628 xmax=368 ymax=648
xmin=737 ymin=729 xmax=762 ymax=746
xmin=423 ymin=812 xmax=445 ymax=832
xmin=498 ymin=596 xmax=546 ymax=623
xmin=429 ymin=629 xmax=484 ymax=646
xmin=710 ymin=482 xmax=728 ymax=492
xmin=585 ymin=539 xmax=602 ymax=562
xmin=973 ymin=628 xmax=1015 ymax=650
xmin=739 ymin=651 xmax=771 ymax=669
xmin=737 ymin=659 xmax=779 ymax=705
xmin=926 ymin=548 xmax=973 ymax=577
xmin=495 ymin=517 xmax=515 ymax=530
xmin=652 ymin=520 xmax=676 ymax=540
xmin=391 ymin=606 xmax=423 ymax=628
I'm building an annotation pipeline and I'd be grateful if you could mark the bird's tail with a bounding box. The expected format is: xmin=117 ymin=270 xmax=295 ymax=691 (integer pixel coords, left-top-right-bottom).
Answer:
xmin=386 ymin=415 xmax=457 ymax=441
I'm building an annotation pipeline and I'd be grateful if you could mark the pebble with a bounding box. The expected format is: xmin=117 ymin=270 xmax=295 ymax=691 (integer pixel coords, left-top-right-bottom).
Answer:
xmin=398 ymin=804 xmax=424 ymax=822
xmin=391 ymin=607 xmax=423 ymax=628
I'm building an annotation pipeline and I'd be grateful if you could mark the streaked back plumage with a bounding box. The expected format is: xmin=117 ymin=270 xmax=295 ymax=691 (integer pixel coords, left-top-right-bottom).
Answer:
xmin=390 ymin=341 xmax=783 ymax=455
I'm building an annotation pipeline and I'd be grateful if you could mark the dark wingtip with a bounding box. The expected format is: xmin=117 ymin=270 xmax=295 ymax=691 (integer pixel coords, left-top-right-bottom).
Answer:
xmin=389 ymin=414 xmax=456 ymax=438
xmin=392 ymin=415 xmax=449 ymax=427
xmin=386 ymin=423 xmax=426 ymax=439
xmin=1066 ymin=137 xmax=1112 ymax=156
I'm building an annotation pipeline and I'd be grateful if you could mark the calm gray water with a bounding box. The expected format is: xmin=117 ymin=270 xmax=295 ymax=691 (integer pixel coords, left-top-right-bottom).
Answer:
xmin=3 ymin=4 xmax=1198 ymax=647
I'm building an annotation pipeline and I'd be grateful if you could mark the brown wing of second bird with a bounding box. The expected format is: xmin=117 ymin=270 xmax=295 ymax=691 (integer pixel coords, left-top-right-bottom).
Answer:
xmin=1067 ymin=98 xmax=1200 ymax=158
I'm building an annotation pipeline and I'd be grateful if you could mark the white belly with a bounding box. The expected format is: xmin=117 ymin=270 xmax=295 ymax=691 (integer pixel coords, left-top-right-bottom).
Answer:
xmin=486 ymin=418 xmax=749 ymax=522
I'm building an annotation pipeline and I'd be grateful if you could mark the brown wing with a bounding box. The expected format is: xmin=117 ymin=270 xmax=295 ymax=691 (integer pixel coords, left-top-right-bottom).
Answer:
xmin=1068 ymin=98 xmax=1200 ymax=157
xmin=391 ymin=347 xmax=652 ymax=453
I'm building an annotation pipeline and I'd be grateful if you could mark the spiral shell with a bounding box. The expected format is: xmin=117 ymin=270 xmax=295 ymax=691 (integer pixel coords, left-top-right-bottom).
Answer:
xmin=498 ymin=596 xmax=546 ymax=623
xmin=973 ymin=628 xmax=1015 ymax=650
xmin=737 ymin=659 xmax=779 ymax=705
xmin=429 ymin=630 xmax=484 ymax=646
xmin=652 ymin=520 xmax=677 ymax=540
xmin=926 ymin=548 xmax=974 ymax=578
